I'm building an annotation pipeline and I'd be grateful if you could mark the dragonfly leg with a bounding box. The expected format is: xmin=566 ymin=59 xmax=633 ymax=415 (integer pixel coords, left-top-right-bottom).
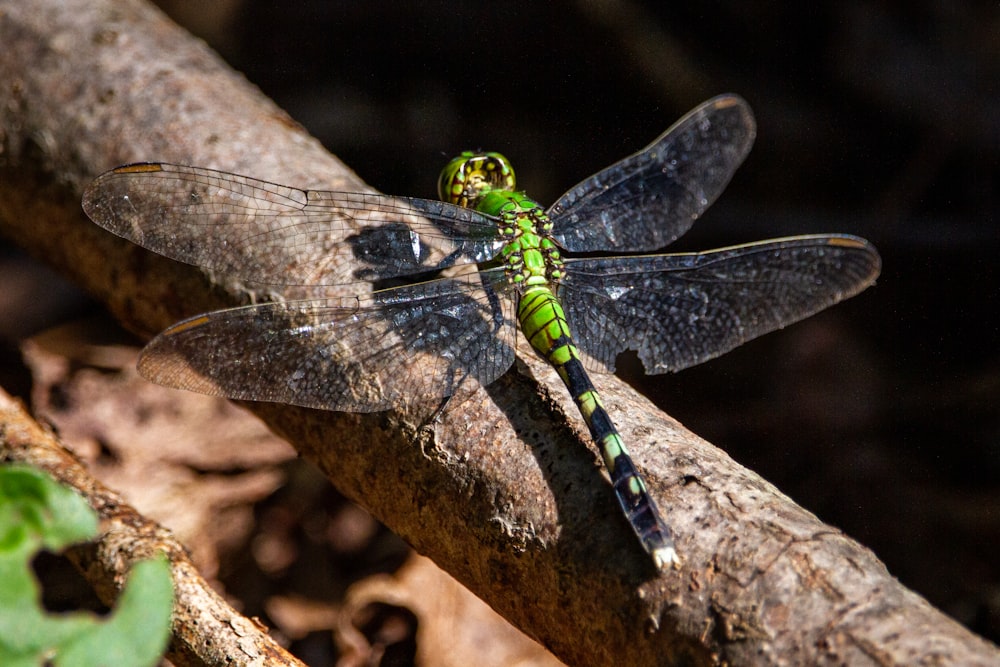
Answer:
xmin=419 ymin=393 xmax=453 ymax=428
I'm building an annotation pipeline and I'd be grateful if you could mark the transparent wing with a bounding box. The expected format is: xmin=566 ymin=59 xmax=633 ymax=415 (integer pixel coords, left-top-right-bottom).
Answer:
xmin=137 ymin=270 xmax=519 ymax=411
xmin=548 ymin=95 xmax=756 ymax=253
xmin=557 ymin=235 xmax=881 ymax=374
xmin=82 ymin=163 xmax=505 ymax=286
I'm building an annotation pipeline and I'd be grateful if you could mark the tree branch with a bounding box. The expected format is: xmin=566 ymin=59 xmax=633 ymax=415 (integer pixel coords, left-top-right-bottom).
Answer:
xmin=1 ymin=0 xmax=996 ymax=664
xmin=0 ymin=388 xmax=305 ymax=666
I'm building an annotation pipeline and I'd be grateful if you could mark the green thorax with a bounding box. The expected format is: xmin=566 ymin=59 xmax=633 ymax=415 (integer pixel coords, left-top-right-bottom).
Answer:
xmin=438 ymin=152 xmax=563 ymax=287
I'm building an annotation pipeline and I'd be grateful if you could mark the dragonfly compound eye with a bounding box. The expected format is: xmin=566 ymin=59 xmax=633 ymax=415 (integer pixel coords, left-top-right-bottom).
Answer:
xmin=438 ymin=151 xmax=515 ymax=208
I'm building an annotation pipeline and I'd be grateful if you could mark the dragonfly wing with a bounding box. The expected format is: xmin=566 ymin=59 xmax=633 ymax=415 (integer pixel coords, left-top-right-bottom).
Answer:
xmin=549 ymin=95 xmax=755 ymax=253
xmin=138 ymin=271 xmax=518 ymax=412
xmin=82 ymin=163 xmax=504 ymax=286
xmin=558 ymin=235 xmax=880 ymax=374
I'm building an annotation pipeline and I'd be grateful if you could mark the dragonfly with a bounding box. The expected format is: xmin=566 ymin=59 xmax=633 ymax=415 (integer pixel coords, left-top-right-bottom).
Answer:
xmin=82 ymin=95 xmax=881 ymax=570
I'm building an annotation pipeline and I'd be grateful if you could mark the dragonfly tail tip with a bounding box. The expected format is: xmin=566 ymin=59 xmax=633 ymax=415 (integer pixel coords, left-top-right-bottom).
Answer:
xmin=652 ymin=546 xmax=682 ymax=571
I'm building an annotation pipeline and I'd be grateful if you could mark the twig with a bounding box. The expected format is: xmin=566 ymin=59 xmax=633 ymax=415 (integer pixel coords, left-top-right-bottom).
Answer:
xmin=0 ymin=389 xmax=305 ymax=667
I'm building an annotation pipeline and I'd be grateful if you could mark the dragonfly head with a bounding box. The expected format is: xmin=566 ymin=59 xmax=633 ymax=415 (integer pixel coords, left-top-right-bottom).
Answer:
xmin=438 ymin=151 xmax=515 ymax=209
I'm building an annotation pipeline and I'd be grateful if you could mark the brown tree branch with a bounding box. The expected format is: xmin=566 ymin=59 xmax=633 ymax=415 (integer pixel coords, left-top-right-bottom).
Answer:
xmin=1 ymin=0 xmax=997 ymax=664
xmin=0 ymin=388 xmax=305 ymax=667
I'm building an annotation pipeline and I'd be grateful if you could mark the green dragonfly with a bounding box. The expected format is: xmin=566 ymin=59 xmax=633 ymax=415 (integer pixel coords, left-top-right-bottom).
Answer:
xmin=82 ymin=95 xmax=880 ymax=570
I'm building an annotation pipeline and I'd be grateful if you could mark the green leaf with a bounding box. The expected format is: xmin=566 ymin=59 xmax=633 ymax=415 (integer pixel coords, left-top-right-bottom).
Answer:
xmin=0 ymin=465 xmax=174 ymax=667
xmin=0 ymin=465 xmax=97 ymax=552
xmin=55 ymin=556 xmax=174 ymax=667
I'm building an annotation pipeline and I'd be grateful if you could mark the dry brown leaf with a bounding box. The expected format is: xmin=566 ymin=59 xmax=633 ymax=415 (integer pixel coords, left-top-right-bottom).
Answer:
xmin=335 ymin=553 xmax=564 ymax=667
xmin=22 ymin=317 xmax=296 ymax=578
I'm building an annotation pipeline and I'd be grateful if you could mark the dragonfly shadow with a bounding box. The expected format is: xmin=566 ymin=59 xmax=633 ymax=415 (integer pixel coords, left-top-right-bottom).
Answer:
xmin=343 ymin=197 xmax=493 ymax=286
xmin=347 ymin=223 xmax=438 ymax=283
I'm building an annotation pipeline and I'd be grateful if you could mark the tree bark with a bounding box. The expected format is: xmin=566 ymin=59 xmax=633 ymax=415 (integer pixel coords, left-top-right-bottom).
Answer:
xmin=1 ymin=1 xmax=997 ymax=664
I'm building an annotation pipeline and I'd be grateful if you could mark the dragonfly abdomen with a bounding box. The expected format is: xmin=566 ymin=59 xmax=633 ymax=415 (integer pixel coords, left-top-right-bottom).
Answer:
xmin=518 ymin=285 xmax=679 ymax=569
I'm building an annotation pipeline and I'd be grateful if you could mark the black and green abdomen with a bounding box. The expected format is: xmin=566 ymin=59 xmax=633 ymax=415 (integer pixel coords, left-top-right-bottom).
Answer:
xmin=519 ymin=285 xmax=678 ymax=568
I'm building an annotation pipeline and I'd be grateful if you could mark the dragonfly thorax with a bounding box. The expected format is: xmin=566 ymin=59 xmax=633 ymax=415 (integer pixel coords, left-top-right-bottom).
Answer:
xmin=438 ymin=151 xmax=515 ymax=208
xmin=484 ymin=196 xmax=563 ymax=287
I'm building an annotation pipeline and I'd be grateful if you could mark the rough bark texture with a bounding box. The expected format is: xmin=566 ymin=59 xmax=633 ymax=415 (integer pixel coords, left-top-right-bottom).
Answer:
xmin=1 ymin=1 xmax=997 ymax=664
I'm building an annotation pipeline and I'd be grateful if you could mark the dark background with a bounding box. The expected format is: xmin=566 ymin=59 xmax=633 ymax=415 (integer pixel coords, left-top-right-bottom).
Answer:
xmin=6 ymin=0 xmax=998 ymax=653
